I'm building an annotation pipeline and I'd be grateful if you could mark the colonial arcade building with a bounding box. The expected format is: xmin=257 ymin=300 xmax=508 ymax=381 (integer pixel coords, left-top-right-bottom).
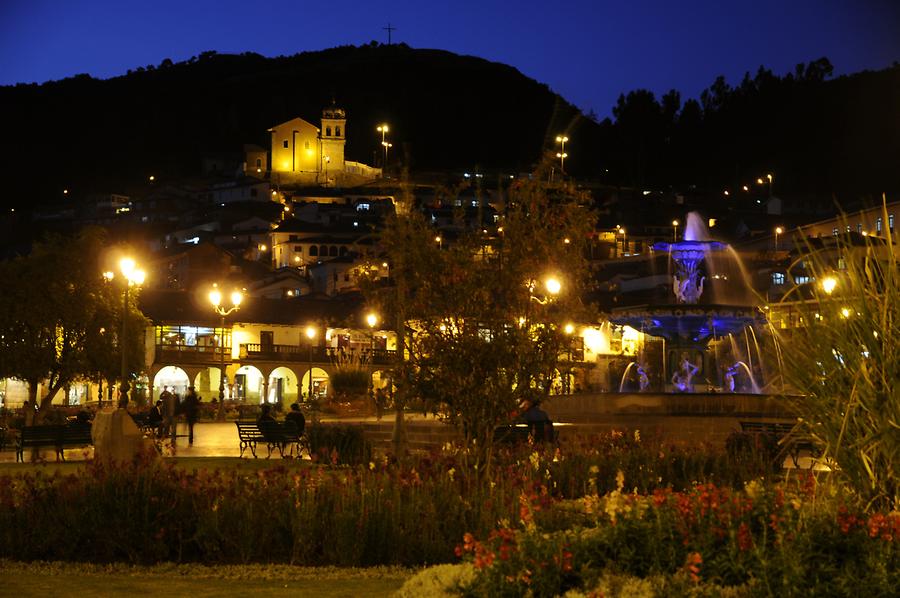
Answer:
xmin=140 ymin=290 xmax=396 ymax=405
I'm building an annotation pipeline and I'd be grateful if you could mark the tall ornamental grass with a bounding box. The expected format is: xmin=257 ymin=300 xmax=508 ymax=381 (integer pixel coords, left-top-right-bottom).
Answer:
xmin=780 ymin=198 xmax=900 ymax=510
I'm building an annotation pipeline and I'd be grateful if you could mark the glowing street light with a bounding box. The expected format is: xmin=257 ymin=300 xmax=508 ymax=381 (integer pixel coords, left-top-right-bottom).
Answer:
xmin=545 ymin=276 xmax=562 ymax=296
xmin=617 ymin=226 xmax=627 ymax=256
xmin=821 ymin=276 xmax=838 ymax=295
xmin=109 ymin=257 xmax=146 ymax=408
xmin=210 ymin=285 xmax=242 ymax=421
xmin=435 ymin=235 xmax=442 ymax=249
xmin=366 ymin=312 xmax=379 ymax=352
xmin=555 ymin=135 xmax=569 ymax=173
xmin=774 ymin=226 xmax=783 ymax=251
xmin=305 ymin=325 xmax=318 ymax=400
xmin=672 ymin=219 xmax=680 ymax=242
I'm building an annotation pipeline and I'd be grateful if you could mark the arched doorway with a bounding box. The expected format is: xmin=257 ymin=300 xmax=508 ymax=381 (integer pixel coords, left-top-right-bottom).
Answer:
xmin=267 ymin=366 xmax=299 ymax=406
xmin=234 ymin=365 xmax=264 ymax=404
xmin=153 ymin=366 xmax=190 ymax=400
xmin=371 ymin=370 xmax=391 ymax=391
xmin=193 ymin=367 xmax=225 ymax=402
xmin=300 ymin=367 xmax=330 ymax=401
xmin=549 ymin=369 xmax=576 ymax=396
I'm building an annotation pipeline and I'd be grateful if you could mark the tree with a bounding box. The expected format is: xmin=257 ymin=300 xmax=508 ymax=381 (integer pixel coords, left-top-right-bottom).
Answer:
xmin=370 ymin=168 xmax=595 ymax=473
xmin=0 ymin=228 xmax=148 ymax=423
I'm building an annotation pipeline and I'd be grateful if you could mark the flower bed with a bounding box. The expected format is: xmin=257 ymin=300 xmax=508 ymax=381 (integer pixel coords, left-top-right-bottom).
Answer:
xmin=0 ymin=430 xmax=817 ymax=569
xmin=432 ymin=475 xmax=900 ymax=596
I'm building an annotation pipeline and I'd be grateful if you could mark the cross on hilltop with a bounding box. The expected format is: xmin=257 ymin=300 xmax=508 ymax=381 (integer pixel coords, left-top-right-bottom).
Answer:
xmin=383 ymin=23 xmax=396 ymax=45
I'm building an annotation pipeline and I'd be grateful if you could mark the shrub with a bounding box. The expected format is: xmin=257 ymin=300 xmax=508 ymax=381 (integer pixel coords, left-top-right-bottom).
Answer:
xmin=306 ymin=424 xmax=372 ymax=465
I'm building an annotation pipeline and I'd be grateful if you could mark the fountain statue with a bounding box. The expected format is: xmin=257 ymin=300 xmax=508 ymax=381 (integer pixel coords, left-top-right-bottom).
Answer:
xmin=724 ymin=362 xmax=739 ymax=393
xmin=637 ymin=363 xmax=651 ymax=392
xmin=671 ymin=354 xmax=699 ymax=392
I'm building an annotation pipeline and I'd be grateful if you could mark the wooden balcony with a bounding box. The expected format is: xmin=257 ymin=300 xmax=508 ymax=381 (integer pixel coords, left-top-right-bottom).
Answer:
xmin=240 ymin=344 xmax=397 ymax=365
xmin=155 ymin=345 xmax=231 ymax=365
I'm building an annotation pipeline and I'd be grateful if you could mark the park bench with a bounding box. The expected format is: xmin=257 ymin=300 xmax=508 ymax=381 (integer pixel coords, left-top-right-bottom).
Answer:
xmin=129 ymin=412 xmax=161 ymax=435
xmin=494 ymin=421 xmax=558 ymax=445
xmin=739 ymin=420 xmax=819 ymax=468
xmin=16 ymin=423 xmax=93 ymax=462
xmin=235 ymin=420 xmax=308 ymax=458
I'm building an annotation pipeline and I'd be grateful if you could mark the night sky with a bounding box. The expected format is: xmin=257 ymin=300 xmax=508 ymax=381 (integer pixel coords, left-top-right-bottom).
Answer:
xmin=2 ymin=0 xmax=898 ymax=116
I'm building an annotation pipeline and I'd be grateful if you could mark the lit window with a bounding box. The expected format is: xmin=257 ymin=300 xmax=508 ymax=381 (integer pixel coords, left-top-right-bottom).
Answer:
xmin=335 ymin=126 xmax=341 ymax=137
xmin=357 ymin=203 xmax=370 ymax=211
xmin=857 ymin=223 xmax=862 ymax=234
xmin=890 ymin=214 xmax=895 ymax=232
xmin=876 ymin=217 xmax=883 ymax=233
xmin=794 ymin=275 xmax=811 ymax=284
xmin=283 ymin=140 xmax=289 ymax=148
xmin=772 ymin=272 xmax=785 ymax=285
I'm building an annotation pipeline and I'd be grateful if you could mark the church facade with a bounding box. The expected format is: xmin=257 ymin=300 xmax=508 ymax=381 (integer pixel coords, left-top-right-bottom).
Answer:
xmin=265 ymin=106 xmax=380 ymax=187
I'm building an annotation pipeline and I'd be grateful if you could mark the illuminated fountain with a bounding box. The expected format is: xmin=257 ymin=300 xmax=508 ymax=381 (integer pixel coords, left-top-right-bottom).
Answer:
xmin=609 ymin=212 xmax=767 ymax=393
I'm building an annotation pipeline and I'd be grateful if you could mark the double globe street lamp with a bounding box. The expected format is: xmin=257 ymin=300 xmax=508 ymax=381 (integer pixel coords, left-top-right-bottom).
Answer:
xmin=104 ymin=258 xmax=146 ymax=408
xmin=209 ymin=285 xmax=242 ymax=421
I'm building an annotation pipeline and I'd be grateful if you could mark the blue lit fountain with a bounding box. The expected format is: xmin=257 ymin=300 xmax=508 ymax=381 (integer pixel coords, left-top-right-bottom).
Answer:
xmin=609 ymin=212 xmax=767 ymax=392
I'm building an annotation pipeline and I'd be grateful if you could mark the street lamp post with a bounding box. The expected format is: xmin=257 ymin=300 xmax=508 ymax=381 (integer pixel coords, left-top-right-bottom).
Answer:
xmin=672 ymin=219 xmax=679 ymax=242
xmin=376 ymin=124 xmax=389 ymax=167
xmin=618 ymin=227 xmax=627 ymax=257
xmin=305 ymin=325 xmax=317 ymax=401
xmin=110 ymin=258 xmax=146 ymax=408
xmin=774 ymin=226 xmax=783 ymax=251
xmin=366 ymin=313 xmax=379 ymax=356
xmin=555 ymin=135 xmax=569 ymax=173
xmin=209 ymin=286 xmax=242 ymax=421
xmin=381 ymin=141 xmax=392 ymax=171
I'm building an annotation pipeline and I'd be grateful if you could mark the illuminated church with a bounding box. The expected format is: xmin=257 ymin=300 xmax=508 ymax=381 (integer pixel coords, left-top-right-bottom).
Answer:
xmin=257 ymin=105 xmax=381 ymax=187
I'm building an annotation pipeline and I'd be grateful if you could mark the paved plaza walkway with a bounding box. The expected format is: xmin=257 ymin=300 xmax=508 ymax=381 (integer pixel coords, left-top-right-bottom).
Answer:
xmin=0 ymin=413 xmax=445 ymax=463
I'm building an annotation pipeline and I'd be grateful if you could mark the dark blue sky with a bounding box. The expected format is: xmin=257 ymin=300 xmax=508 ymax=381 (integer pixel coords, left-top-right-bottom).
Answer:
xmin=2 ymin=0 xmax=898 ymax=116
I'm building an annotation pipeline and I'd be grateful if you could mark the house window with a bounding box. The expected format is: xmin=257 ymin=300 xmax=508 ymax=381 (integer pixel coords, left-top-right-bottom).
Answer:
xmin=256 ymin=158 xmax=262 ymax=168
xmin=283 ymin=140 xmax=289 ymax=148
xmin=250 ymin=188 xmax=258 ymax=197
xmin=857 ymin=223 xmax=862 ymax=234
xmin=329 ymin=246 xmax=338 ymax=257
xmin=335 ymin=126 xmax=341 ymax=136
xmin=309 ymin=246 xmax=318 ymax=256
xmin=832 ymin=228 xmax=839 ymax=236
xmin=326 ymin=127 xmax=332 ymax=137
xmin=794 ymin=275 xmax=811 ymax=284
xmin=890 ymin=214 xmax=895 ymax=232
xmin=876 ymin=217 xmax=883 ymax=233
xmin=294 ymin=246 xmax=303 ymax=252
xmin=289 ymin=235 xmax=299 ymax=242
xmin=772 ymin=272 xmax=785 ymax=285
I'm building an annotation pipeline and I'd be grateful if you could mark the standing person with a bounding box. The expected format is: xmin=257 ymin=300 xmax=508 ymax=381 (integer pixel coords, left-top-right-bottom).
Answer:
xmin=160 ymin=386 xmax=177 ymax=441
xmin=182 ymin=386 xmax=200 ymax=445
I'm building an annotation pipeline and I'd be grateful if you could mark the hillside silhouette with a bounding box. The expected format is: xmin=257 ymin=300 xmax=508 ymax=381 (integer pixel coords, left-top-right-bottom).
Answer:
xmin=1 ymin=44 xmax=898 ymax=207
xmin=0 ymin=44 xmax=593 ymax=204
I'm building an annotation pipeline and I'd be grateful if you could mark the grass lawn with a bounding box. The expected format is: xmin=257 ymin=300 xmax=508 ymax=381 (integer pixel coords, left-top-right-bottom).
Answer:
xmin=0 ymin=561 xmax=411 ymax=597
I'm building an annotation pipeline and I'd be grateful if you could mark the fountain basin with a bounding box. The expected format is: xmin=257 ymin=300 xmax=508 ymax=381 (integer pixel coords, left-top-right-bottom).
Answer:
xmin=609 ymin=304 xmax=765 ymax=345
